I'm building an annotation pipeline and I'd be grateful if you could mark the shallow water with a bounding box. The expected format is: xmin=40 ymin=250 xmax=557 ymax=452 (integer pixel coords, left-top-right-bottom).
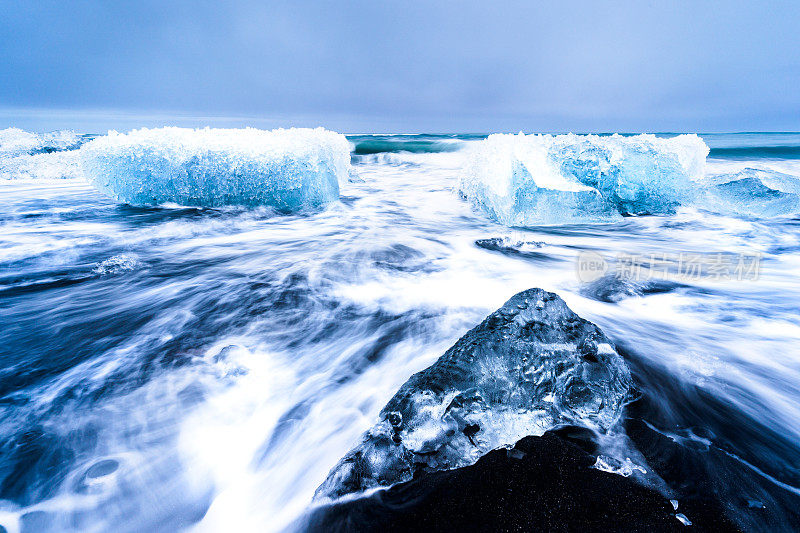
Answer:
xmin=1 ymin=133 xmax=799 ymax=531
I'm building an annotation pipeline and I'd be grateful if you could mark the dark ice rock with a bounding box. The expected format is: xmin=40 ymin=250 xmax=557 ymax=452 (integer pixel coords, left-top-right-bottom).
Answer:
xmin=315 ymin=288 xmax=631 ymax=500
xmin=474 ymin=237 xmax=557 ymax=262
xmin=304 ymin=427 xmax=740 ymax=533
xmin=580 ymin=272 xmax=686 ymax=303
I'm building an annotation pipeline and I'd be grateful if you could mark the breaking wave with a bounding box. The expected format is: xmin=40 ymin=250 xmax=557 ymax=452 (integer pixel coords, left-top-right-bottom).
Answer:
xmin=348 ymin=135 xmax=467 ymax=155
xmin=710 ymin=146 xmax=800 ymax=160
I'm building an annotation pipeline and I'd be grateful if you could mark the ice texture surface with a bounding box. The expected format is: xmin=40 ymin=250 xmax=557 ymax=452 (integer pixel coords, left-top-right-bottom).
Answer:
xmin=80 ymin=127 xmax=350 ymax=209
xmin=699 ymin=168 xmax=800 ymax=218
xmin=315 ymin=288 xmax=632 ymax=500
xmin=459 ymin=133 xmax=709 ymax=225
xmin=0 ymin=151 xmax=83 ymax=180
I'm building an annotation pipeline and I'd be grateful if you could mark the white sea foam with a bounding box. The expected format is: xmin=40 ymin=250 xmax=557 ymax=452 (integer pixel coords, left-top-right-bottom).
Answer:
xmin=80 ymin=127 xmax=351 ymax=209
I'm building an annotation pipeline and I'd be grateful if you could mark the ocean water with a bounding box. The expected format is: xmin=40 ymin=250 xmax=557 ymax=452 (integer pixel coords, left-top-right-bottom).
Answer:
xmin=1 ymin=131 xmax=800 ymax=531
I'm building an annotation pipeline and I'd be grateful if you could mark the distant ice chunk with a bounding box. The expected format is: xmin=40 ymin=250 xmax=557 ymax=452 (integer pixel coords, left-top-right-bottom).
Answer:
xmin=0 ymin=127 xmax=82 ymax=156
xmin=580 ymin=272 xmax=685 ymax=303
xmin=315 ymin=288 xmax=632 ymax=500
xmin=0 ymin=128 xmax=84 ymax=180
xmin=474 ymin=236 xmax=556 ymax=262
xmin=699 ymin=168 xmax=800 ymax=218
xmin=459 ymin=133 xmax=708 ymax=225
xmin=592 ymin=455 xmax=647 ymax=477
xmin=80 ymin=127 xmax=351 ymax=209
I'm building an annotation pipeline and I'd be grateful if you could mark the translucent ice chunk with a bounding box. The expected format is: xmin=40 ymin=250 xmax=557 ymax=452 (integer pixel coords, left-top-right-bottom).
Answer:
xmin=460 ymin=134 xmax=621 ymax=225
xmin=459 ymin=133 xmax=708 ymax=225
xmin=553 ymin=133 xmax=707 ymax=215
xmin=592 ymin=455 xmax=647 ymax=477
xmin=80 ymin=127 xmax=351 ymax=210
xmin=699 ymin=168 xmax=800 ymax=218
xmin=315 ymin=288 xmax=632 ymax=500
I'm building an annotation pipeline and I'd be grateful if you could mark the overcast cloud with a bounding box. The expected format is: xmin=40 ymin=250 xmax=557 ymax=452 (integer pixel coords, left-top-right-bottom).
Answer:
xmin=1 ymin=0 xmax=798 ymax=132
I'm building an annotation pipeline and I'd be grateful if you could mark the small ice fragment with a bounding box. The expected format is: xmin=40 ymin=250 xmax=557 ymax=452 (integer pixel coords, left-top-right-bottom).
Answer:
xmin=675 ymin=513 xmax=692 ymax=526
xmin=670 ymin=499 xmax=679 ymax=511
xmin=474 ymin=237 xmax=555 ymax=263
xmin=93 ymin=254 xmax=140 ymax=275
xmin=592 ymin=455 xmax=647 ymax=477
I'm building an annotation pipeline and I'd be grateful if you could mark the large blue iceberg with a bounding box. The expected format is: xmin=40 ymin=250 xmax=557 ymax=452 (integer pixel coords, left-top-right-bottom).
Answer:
xmin=699 ymin=168 xmax=800 ymax=218
xmin=80 ymin=127 xmax=351 ymax=210
xmin=315 ymin=288 xmax=632 ymax=500
xmin=459 ymin=133 xmax=709 ymax=225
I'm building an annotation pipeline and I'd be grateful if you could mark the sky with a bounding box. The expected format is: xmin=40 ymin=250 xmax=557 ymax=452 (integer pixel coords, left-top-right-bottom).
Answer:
xmin=1 ymin=0 xmax=799 ymax=133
